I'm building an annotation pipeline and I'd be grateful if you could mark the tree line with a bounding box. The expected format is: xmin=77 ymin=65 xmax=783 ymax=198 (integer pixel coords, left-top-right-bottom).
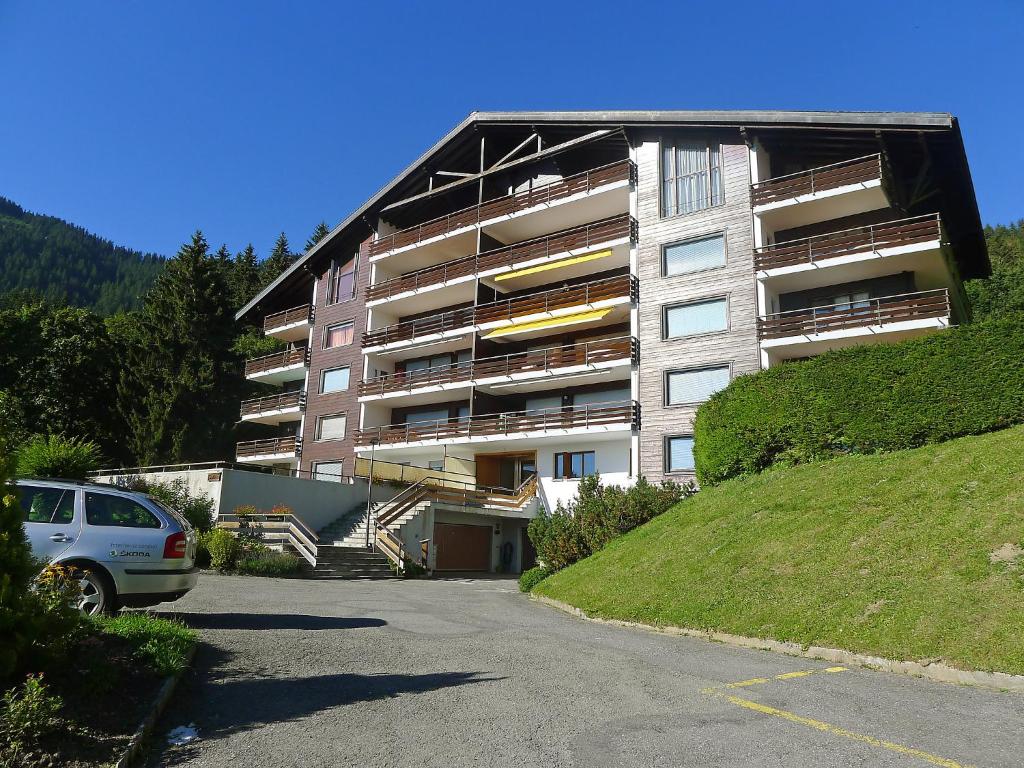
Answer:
xmin=0 ymin=223 xmax=330 ymax=467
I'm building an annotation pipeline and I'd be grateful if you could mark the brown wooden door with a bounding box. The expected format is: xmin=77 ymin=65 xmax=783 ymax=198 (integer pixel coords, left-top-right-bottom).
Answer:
xmin=433 ymin=523 xmax=491 ymax=571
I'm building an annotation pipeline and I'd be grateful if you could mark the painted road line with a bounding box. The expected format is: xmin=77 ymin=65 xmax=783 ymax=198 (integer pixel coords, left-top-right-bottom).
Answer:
xmin=723 ymin=694 xmax=976 ymax=768
xmin=704 ymin=666 xmax=849 ymax=693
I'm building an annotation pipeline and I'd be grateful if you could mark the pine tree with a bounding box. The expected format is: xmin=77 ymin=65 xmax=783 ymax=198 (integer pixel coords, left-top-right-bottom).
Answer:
xmin=261 ymin=232 xmax=293 ymax=284
xmin=116 ymin=231 xmax=242 ymax=463
xmin=228 ymin=243 xmax=263 ymax=311
xmin=305 ymin=221 xmax=331 ymax=252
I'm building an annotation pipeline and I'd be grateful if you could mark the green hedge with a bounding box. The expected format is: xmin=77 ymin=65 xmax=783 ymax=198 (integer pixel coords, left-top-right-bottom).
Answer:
xmin=694 ymin=312 xmax=1024 ymax=485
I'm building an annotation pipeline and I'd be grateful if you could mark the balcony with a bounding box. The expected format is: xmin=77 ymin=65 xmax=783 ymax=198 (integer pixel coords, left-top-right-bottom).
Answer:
xmin=264 ymin=304 xmax=313 ymax=342
xmin=368 ymin=160 xmax=635 ymax=269
xmin=754 ymin=214 xmax=951 ymax=295
xmin=236 ymin=436 xmax=302 ymax=465
xmin=244 ymin=347 xmax=309 ymax=384
xmin=758 ymin=288 xmax=951 ymax=363
xmin=355 ymin=400 xmax=639 ymax=450
xmin=366 ymin=214 xmax=636 ymax=307
xmin=362 ymin=274 xmax=638 ymax=352
xmin=240 ymin=390 xmax=306 ymax=425
xmin=751 ymin=154 xmax=890 ymax=231
xmin=358 ymin=336 xmax=638 ymax=402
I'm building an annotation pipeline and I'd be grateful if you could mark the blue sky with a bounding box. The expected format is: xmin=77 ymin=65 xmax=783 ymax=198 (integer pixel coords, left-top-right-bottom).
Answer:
xmin=1 ymin=0 xmax=1021 ymax=258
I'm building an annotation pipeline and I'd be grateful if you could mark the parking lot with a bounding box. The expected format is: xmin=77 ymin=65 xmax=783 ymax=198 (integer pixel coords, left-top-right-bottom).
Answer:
xmin=150 ymin=574 xmax=1023 ymax=767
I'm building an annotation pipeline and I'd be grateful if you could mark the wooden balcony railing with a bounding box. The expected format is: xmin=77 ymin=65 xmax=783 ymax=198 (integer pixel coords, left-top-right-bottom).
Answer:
xmin=368 ymin=159 xmax=635 ymax=257
xmin=366 ymin=214 xmax=636 ymax=302
xmin=240 ymin=390 xmax=306 ymax=418
xmin=751 ymin=154 xmax=884 ymax=207
xmin=355 ymin=400 xmax=639 ymax=447
xmin=264 ymin=304 xmax=312 ymax=333
xmin=358 ymin=336 xmax=638 ymax=397
xmin=362 ymin=274 xmax=638 ymax=348
xmin=757 ymin=288 xmax=950 ymax=341
xmin=243 ymin=347 xmax=308 ymax=377
xmin=236 ymin=435 xmax=302 ymax=459
xmin=754 ymin=214 xmax=942 ymax=271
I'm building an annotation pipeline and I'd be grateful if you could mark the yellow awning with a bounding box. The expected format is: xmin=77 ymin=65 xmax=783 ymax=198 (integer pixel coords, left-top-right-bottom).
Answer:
xmin=482 ymin=308 xmax=612 ymax=338
xmin=494 ymin=249 xmax=613 ymax=282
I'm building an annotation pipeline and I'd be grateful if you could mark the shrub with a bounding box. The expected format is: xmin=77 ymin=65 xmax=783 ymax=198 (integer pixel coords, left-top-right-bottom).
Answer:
xmin=15 ymin=434 xmax=102 ymax=481
xmin=205 ymin=528 xmax=241 ymax=571
xmin=194 ymin=530 xmax=212 ymax=568
xmin=233 ymin=505 xmax=264 ymax=547
xmin=116 ymin=476 xmax=214 ymax=532
xmin=528 ymin=475 xmax=694 ymax=573
xmin=694 ymin=313 xmax=1024 ymax=485
xmin=0 ymin=674 xmax=63 ymax=766
xmin=518 ymin=566 xmax=549 ymax=593
xmin=0 ymin=423 xmax=34 ymax=680
xmin=235 ymin=552 xmax=304 ymax=577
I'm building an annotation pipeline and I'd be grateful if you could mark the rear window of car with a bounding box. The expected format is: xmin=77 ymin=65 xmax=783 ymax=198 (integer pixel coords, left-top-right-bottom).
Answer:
xmin=85 ymin=492 xmax=161 ymax=529
xmin=19 ymin=486 xmax=76 ymax=524
xmin=148 ymin=498 xmax=192 ymax=531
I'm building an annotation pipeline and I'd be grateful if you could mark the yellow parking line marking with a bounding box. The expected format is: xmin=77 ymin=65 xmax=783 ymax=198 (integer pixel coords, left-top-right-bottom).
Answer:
xmin=723 ymin=694 xmax=975 ymax=768
xmin=709 ymin=666 xmax=849 ymax=693
xmin=725 ymin=677 xmax=771 ymax=688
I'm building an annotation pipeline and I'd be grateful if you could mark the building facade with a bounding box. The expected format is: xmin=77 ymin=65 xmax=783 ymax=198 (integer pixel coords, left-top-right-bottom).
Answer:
xmin=235 ymin=111 xmax=987 ymax=571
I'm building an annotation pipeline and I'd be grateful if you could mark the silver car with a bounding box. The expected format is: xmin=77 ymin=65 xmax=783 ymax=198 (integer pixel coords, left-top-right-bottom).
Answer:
xmin=17 ymin=478 xmax=199 ymax=614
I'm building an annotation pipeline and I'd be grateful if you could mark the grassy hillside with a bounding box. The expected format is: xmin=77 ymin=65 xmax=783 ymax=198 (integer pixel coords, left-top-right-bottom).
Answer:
xmin=0 ymin=196 xmax=165 ymax=313
xmin=536 ymin=425 xmax=1024 ymax=675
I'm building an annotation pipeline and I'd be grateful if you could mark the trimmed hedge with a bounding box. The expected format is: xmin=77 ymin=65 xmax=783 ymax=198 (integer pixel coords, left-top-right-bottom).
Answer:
xmin=694 ymin=312 xmax=1024 ymax=485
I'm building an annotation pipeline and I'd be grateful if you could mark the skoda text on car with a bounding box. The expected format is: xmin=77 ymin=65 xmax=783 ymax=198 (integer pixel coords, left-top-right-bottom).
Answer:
xmin=17 ymin=478 xmax=199 ymax=614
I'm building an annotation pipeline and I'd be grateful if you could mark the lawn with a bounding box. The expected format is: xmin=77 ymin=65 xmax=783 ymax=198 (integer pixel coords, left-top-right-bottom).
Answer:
xmin=535 ymin=425 xmax=1024 ymax=675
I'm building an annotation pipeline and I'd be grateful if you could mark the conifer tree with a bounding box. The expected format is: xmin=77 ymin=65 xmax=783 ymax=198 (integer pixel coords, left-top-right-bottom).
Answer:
xmin=261 ymin=232 xmax=293 ymax=284
xmin=305 ymin=221 xmax=331 ymax=252
xmin=229 ymin=243 xmax=262 ymax=311
xmin=117 ymin=231 xmax=242 ymax=463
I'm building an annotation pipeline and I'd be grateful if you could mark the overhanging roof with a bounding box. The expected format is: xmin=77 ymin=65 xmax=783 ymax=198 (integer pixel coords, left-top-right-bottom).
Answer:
xmin=238 ymin=110 xmax=975 ymax=320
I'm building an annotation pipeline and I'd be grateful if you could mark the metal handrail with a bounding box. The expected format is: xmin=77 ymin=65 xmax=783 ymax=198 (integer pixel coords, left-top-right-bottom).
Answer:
xmin=240 ymin=390 xmax=306 ymax=416
xmin=752 ymin=153 xmax=881 ymax=185
xmin=264 ymin=304 xmax=312 ymax=331
xmin=235 ymin=435 xmax=302 ymax=458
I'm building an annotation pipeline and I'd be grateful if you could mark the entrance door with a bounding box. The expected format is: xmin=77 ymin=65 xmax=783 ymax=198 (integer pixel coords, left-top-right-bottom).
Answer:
xmin=433 ymin=522 xmax=491 ymax=571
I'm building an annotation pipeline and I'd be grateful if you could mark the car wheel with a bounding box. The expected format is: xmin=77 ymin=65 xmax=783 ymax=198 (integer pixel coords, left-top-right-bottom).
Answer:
xmin=77 ymin=568 xmax=114 ymax=616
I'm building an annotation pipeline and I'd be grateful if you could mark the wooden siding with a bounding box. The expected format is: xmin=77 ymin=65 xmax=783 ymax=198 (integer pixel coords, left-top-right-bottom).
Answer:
xmin=634 ymin=137 xmax=760 ymax=483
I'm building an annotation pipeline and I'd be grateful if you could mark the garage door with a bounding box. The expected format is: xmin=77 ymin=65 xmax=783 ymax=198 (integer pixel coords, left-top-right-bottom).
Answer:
xmin=433 ymin=523 xmax=491 ymax=571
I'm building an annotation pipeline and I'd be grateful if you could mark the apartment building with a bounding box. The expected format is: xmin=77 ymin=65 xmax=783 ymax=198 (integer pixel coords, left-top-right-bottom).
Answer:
xmin=235 ymin=111 xmax=987 ymax=572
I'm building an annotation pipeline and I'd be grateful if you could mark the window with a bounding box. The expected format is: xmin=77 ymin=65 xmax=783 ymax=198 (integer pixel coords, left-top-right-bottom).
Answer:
xmin=820 ymin=290 xmax=871 ymax=314
xmin=664 ymin=298 xmax=728 ymax=338
xmin=327 ymin=256 xmax=357 ymax=304
xmin=313 ymin=461 xmax=344 ymax=482
xmin=320 ymin=366 xmax=350 ymax=393
xmin=665 ymin=436 xmax=695 ymax=474
xmin=661 ymin=141 xmax=723 ymax=217
xmin=323 ymin=322 xmax=354 ymax=349
xmin=315 ymin=413 xmax=347 ymax=441
xmin=85 ymin=493 xmax=161 ymax=528
xmin=428 ymin=460 xmax=445 ymax=471
xmin=663 ymin=234 xmax=726 ymax=276
xmin=554 ymin=451 xmax=596 ymax=480
xmin=665 ymin=365 xmax=731 ymax=406
xmin=20 ymin=487 xmax=75 ymax=524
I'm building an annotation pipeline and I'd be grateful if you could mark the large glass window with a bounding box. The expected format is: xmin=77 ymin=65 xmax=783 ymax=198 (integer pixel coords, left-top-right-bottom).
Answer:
xmin=664 ymin=298 xmax=728 ymax=338
xmin=85 ymin=493 xmax=161 ymax=528
xmin=663 ymin=234 xmax=726 ymax=276
xmin=661 ymin=141 xmax=723 ymax=217
xmin=320 ymin=366 xmax=350 ymax=393
xmin=665 ymin=436 xmax=695 ymax=473
xmin=665 ymin=366 xmax=731 ymax=406
xmin=328 ymin=256 xmax=357 ymax=304
xmin=323 ymin=322 xmax=354 ymax=349
xmin=315 ymin=413 xmax=347 ymax=441
xmin=554 ymin=451 xmax=596 ymax=479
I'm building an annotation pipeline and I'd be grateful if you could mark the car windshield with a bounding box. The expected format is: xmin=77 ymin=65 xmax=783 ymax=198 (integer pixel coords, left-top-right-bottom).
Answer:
xmin=148 ymin=498 xmax=193 ymax=531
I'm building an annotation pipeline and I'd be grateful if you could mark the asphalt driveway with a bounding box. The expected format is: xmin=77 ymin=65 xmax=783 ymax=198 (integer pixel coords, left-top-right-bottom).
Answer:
xmin=148 ymin=574 xmax=1023 ymax=767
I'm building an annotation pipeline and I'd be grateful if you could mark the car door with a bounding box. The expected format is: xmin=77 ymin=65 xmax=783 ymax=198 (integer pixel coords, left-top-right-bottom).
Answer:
xmin=19 ymin=485 xmax=81 ymax=561
xmin=81 ymin=490 xmax=165 ymax=566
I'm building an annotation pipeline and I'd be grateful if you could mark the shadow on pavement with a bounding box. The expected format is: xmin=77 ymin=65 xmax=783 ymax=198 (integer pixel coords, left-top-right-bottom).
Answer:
xmin=194 ymin=671 xmax=501 ymax=736
xmin=168 ymin=613 xmax=387 ymax=631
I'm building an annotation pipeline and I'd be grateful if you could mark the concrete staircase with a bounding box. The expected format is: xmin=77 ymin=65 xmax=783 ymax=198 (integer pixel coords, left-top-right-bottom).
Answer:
xmin=312 ymin=545 xmax=395 ymax=579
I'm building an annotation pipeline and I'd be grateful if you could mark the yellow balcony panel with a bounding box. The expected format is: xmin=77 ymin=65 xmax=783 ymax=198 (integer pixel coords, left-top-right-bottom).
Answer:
xmin=482 ymin=308 xmax=612 ymax=339
xmin=493 ymin=249 xmax=612 ymax=282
